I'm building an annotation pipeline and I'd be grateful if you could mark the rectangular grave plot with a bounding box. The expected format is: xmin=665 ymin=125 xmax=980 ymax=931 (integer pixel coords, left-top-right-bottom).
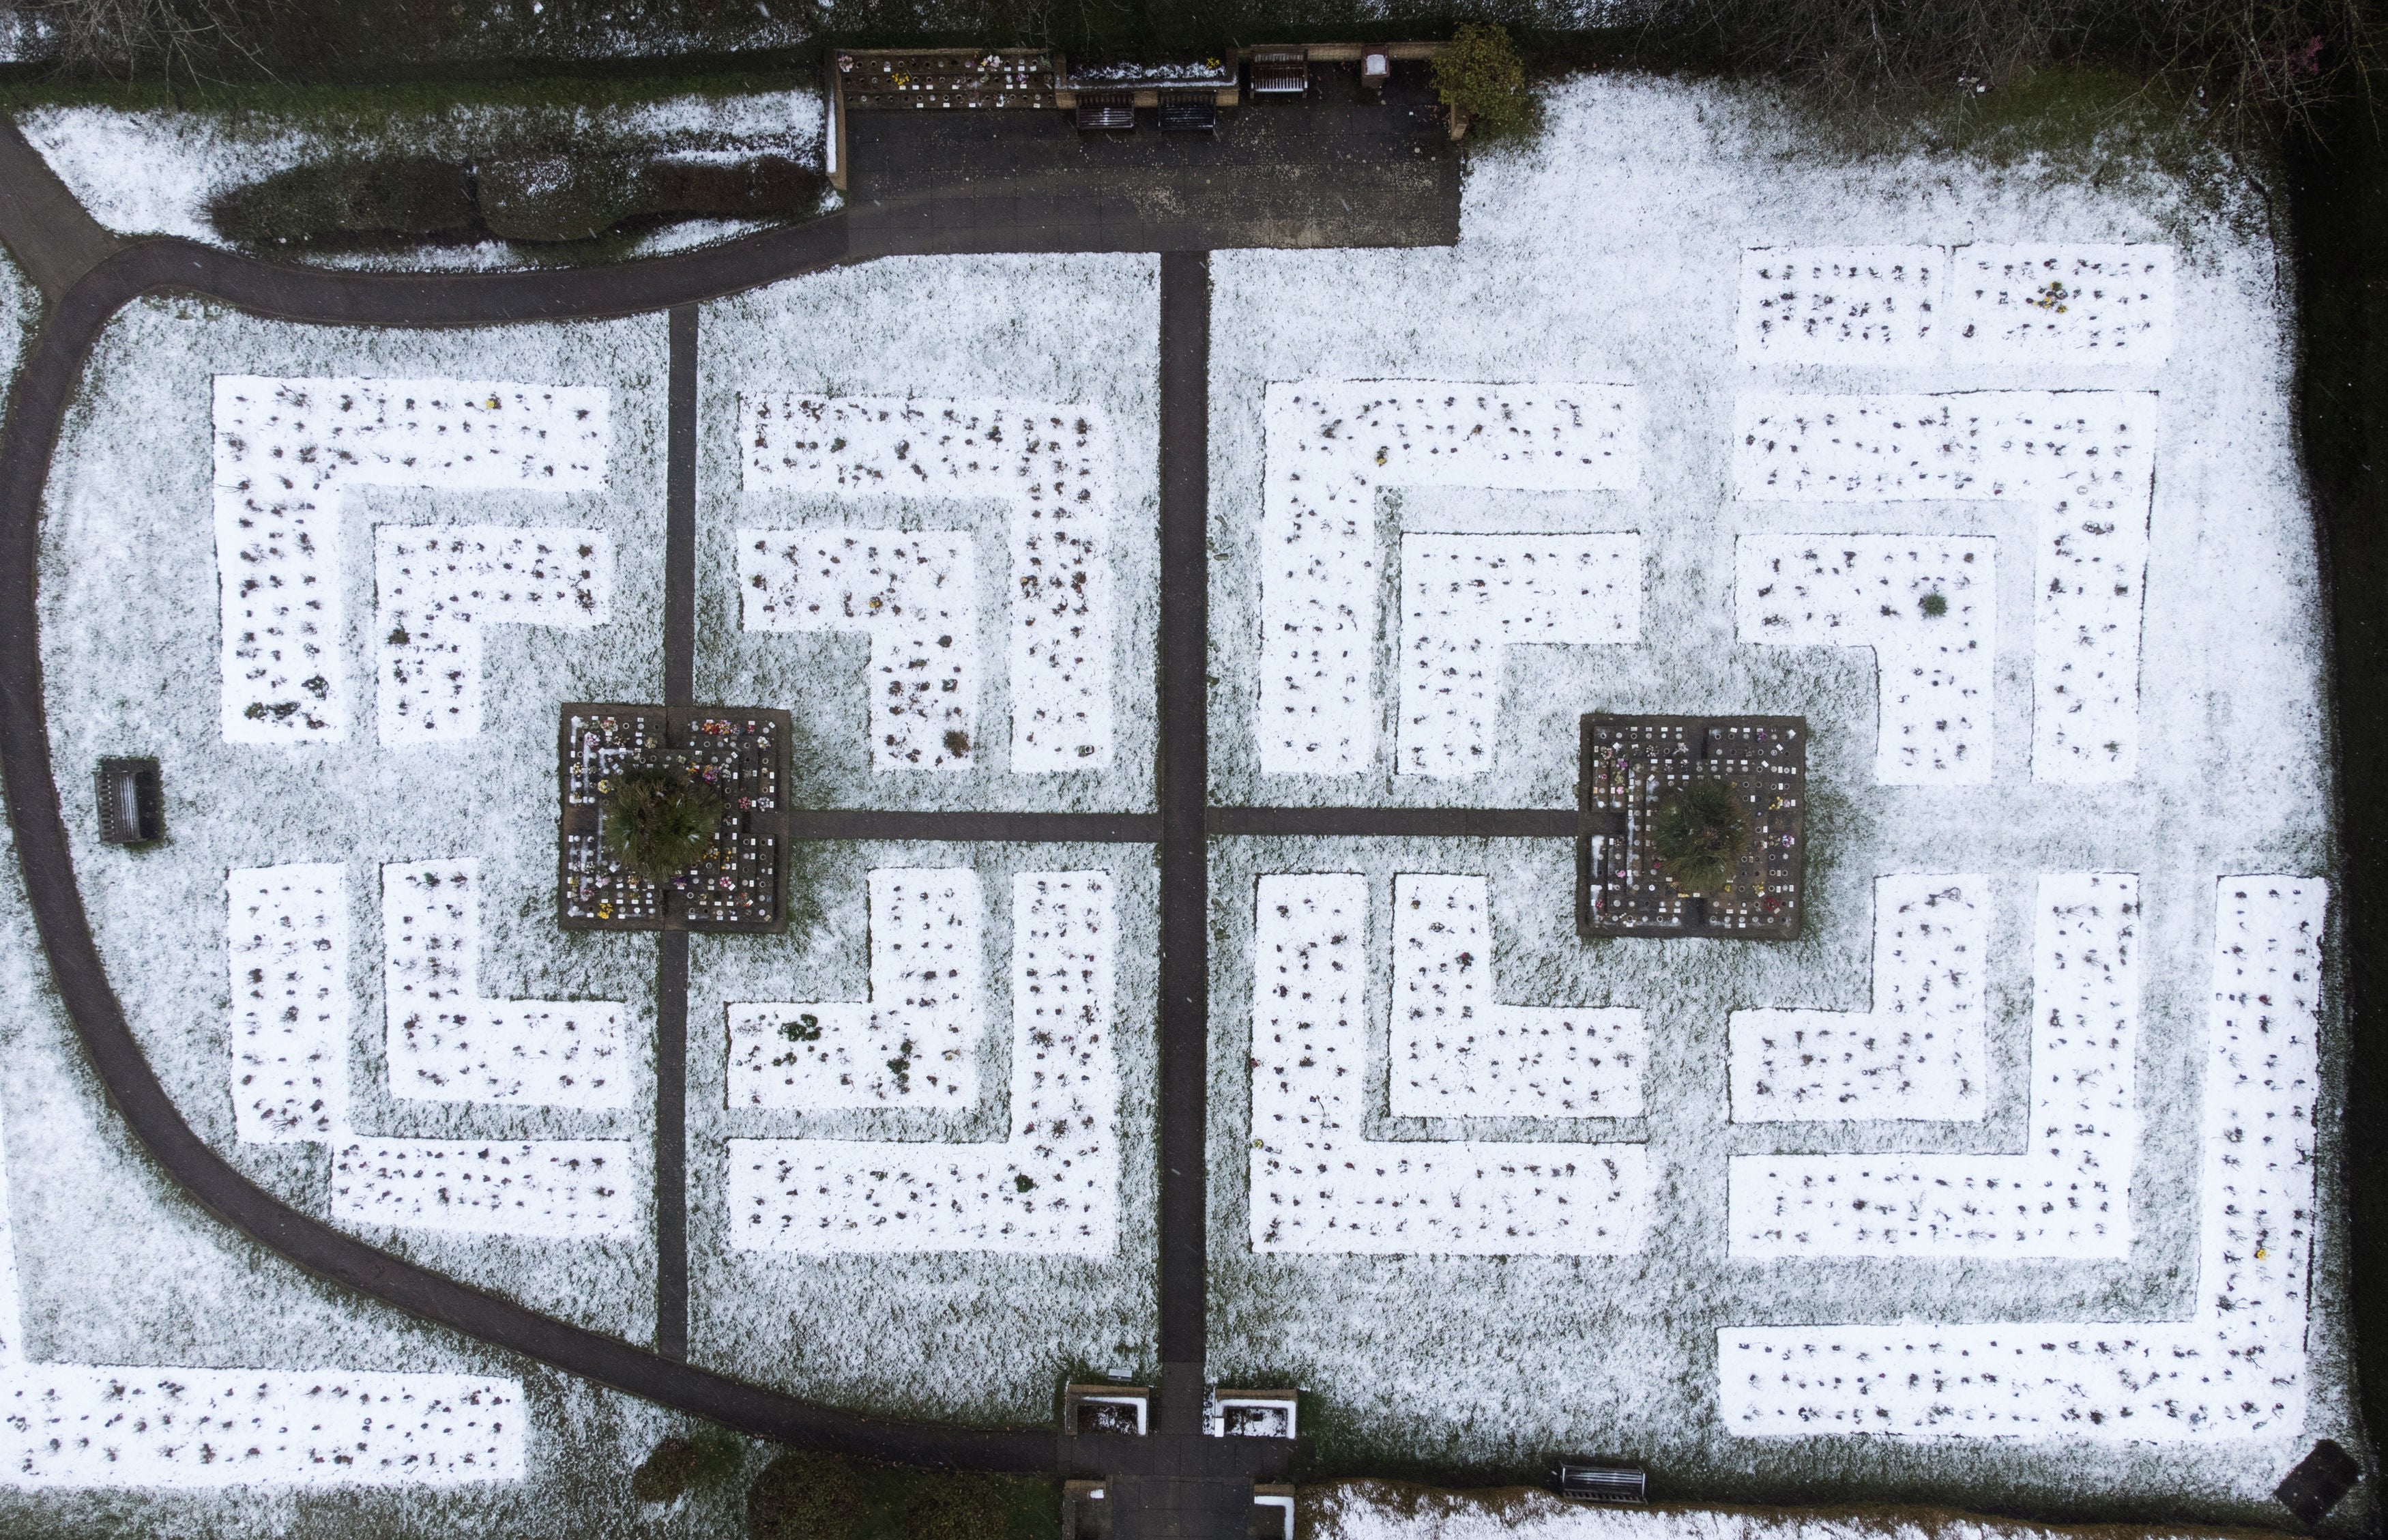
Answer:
xmin=1577 ymin=714 xmax=1806 ymax=941
xmin=558 ymin=703 xmax=791 ymax=935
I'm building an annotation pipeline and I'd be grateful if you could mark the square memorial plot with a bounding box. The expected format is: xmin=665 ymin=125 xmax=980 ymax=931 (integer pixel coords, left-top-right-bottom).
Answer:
xmin=557 ymin=704 xmax=790 ymax=933
xmin=1577 ymin=714 xmax=1806 ymax=940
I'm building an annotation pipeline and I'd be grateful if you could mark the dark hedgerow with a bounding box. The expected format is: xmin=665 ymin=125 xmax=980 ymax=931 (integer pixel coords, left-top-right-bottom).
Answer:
xmin=601 ymin=764 xmax=725 ymax=886
xmin=1651 ymin=779 xmax=1751 ymax=895
xmin=631 ymin=1427 xmax=745 ymax=1504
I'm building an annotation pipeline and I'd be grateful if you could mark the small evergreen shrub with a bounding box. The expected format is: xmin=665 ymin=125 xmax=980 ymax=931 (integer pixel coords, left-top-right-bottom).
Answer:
xmin=1651 ymin=780 xmax=1751 ymax=894
xmin=1431 ymin=23 xmax=1536 ymax=139
xmin=602 ymin=764 xmax=725 ymax=885
xmin=746 ymin=1450 xmax=863 ymax=1540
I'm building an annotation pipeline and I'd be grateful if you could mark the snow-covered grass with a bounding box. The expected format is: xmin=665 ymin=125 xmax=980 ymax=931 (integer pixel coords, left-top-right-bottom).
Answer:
xmin=727 ymin=869 xmax=1118 ymax=1254
xmin=1257 ymin=381 xmax=1641 ymax=779
xmin=1721 ymin=877 xmax=2318 ymax=1436
xmin=1251 ymin=873 xmax=1645 ymax=1255
xmin=741 ymin=395 xmax=1120 ymax=772
xmin=1728 ymin=873 xmax=2136 ymax=1258
xmin=699 ymin=255 xmax=1159 ymax=811
xmin=1206 ymin=75 xmax=2341 ymax=1519
xmin=1728 ymin=873 xmax=1987 ymax=1123
xmin=376 ymin=526 xmax=614 ymax=744
xmin=1392 ymin=874 xmax=1644 ymax=1120
xmin=212 ymin=375 xmax=609 ymax=743
xmin=45 ymin=303 xmax=666 ymax=1339
xmin=727 ymin=868 xmax=986 ymax=1110
xmin=688 ymin=843 xmax=1157 ymax=1422
xmin=1305 ymin=1483 xmax=2253 ymax=1540
xmin=17 ymin=87 xmax=824 ymax=246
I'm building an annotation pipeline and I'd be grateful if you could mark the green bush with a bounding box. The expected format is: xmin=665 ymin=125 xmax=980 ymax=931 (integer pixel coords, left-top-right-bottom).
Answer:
xmin=1431 ymin=23 xmax=1535 ymax=139
xmin=748 ymin=1450 xmax=864 ymax=1540
xmin=632 ymin=1427 xmax=745 ymax=1504
xmin=901 ymin=1472 xmax=1010 ymax=1540
xmin=476 ymin=154 xmax=650 ymax=242
xmin=1650 ymin=780 xmax=1751 ymax=895
xmin=601 ymin=764 xmax=725 ymax=884
xmin=209 ymin=156 xmax=476 ymax=244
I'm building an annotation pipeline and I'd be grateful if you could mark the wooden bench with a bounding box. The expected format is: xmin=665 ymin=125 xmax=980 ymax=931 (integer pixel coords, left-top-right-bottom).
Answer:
xmin=1556 ymin=1462 xmax=1646 ymax=1505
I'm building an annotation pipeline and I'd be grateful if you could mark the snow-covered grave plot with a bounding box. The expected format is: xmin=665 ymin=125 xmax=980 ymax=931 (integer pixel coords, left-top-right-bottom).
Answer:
xmin=1257 ymin=381 xmax=1642 ymax=777
xmin=1396 ymin=535 xmax=1641 ymax=777
xmin=1738 ymin=246 xmax=2174 ymax=367
xmin=740 ymin=396 xmax=1116 ymax=770
xmin=1390 ymin=874 xmax=1644 ymax=1118
xmin=375 ymin=525 xmax=612 ymax=744
xmin=727 ymin=871 xmax=1118 ymax=1253
xmin=1730 ymin=873 xmax=2138 ymax=1259
xmin=226 ymin=862 xmax=350 ymax=1144
xmin=382 ymin=861 xmax=628 ymax=1108
xmin=1729 ymin=873 xmax=1987 ymax=1123
xmin=1720 ymin=876 xmax=2315 ymax=1438
xmin=212 ymin=376 xmax=609 ymax=744
xmin=738 ymin=529 xmax=978 ymax=771
xmin=224 ymin=863 xmax=637 ymax=1240
xmin=1736 ymin=536 xmax=1996 ymax=783
xmin=727 ymin=868 xmax=982 ymax=1109
xmin=1251 ymin=874 xmax=1646 ymax=1255
xmin=0 ymin=1085 xmax=523 ymax=1486
xmin=1738 ymin=248 xmax=1947 ymax=366
xmin=1735 ymin=383 xmax=2157 ymax=783
xmin=329 ymin=1137 xmax=635 ymax=1239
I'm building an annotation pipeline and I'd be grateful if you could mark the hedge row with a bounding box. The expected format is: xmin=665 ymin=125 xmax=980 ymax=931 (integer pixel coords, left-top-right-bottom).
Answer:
xmin=209 ymin=152 xmax=824 ymax=246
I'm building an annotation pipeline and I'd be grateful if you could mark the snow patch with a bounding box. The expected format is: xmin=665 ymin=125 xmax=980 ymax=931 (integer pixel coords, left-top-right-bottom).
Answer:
xmin=727 ymin=871 xmax=1118 ymax=1254
xmin=375 ymin=525 xmax=612 ymax=744
xmin=1257 ymin=381 xmax=1643 ymax=776
xmin=1251 ymin=873 xmax=1646 ymax=1255
xmin=1730 ymin=874 xmax=1987 ymax=1123
xmin=330 ymin=1138 xmax=635 ymax=1239
xmin=381 ymin=860 xmax=629 ymax=1108
xmin=212 ymin=376 xmax=609 ymax=744
xmin=740 ymin=395 xmax=1114 ymax=770
xmin=738 ymin=528 xmax=978 ymax=770
xmin=727 ymin=868 xmax=983 ymax=1109
xmin=226 ymin=862 xmax=351 ymax=1144
xmin=1730 ymin=873 xmax=2138 ymax=1258
xmin=1391 ymin=874 xmax=1644 ymax=1119
xmin=1396 ymin=535 xmax=1641 ymax=778
xmin=1720 ymin=876 xmax=2314 ymax=1438
xmin=1738 ymin=248 xmax=1945 ymax=366
xmin=1736 ymin=536 xmax=1996 ymax=783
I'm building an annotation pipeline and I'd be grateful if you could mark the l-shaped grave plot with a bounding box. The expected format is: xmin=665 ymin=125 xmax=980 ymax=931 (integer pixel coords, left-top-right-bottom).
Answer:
xmin=212 ymin=375 xmax=611 ymax=744
xmin=1721 ymin=877 xmax=2319 ymax=1438
xmin=1256 ymin=381 xmax=1644 ymax=779
xmin=739 ymin=396 xmax=1115 ymax=772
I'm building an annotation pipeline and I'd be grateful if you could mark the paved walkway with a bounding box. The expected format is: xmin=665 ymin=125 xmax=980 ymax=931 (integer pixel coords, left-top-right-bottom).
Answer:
xmin=0 ymin=100 xmax=1544 ymax=1534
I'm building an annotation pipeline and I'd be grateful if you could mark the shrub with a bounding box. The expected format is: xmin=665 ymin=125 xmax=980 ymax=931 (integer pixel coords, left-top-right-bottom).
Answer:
xmin=476 ymin=154 xmax=652 ymax=242
xmin=902 ymin=1472 xmax=1011 ymax=1540
xmin=209 ymin=156 xmax=478 ymax=245
xmin=1432 ymin=22 xmax=1536 ymax=139
xmin=601 ymin=764 xmax=725 ymax=885
xmin=747 ymin=1451 xmax=863 ymax=1540
xmin=1650 ymin=780 xmax=1751 ymax=895
xmin=631 ymin=1427 xmax=744 ymax=1504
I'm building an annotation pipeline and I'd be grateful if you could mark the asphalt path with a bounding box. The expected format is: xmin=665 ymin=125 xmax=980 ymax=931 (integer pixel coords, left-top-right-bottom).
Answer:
xmin=0 ymin=145 xmax=1557 ymax=1521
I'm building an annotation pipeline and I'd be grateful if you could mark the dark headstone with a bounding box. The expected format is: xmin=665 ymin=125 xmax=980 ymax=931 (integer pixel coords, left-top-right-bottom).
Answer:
xmin=2277 ymin=1439 xmax=2362 ymax=1525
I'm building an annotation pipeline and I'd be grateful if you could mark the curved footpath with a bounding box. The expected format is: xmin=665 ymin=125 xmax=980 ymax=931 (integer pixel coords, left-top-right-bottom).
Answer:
xmin=0 ymin=165 xmax=1541 ymax=1507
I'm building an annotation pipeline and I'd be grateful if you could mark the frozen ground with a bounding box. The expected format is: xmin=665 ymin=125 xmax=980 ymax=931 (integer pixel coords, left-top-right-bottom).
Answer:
xmin=1206 ymin=75 xmax=2344 ymax=1524
xmin=18 ymin=87 xmax=824 ymax=249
